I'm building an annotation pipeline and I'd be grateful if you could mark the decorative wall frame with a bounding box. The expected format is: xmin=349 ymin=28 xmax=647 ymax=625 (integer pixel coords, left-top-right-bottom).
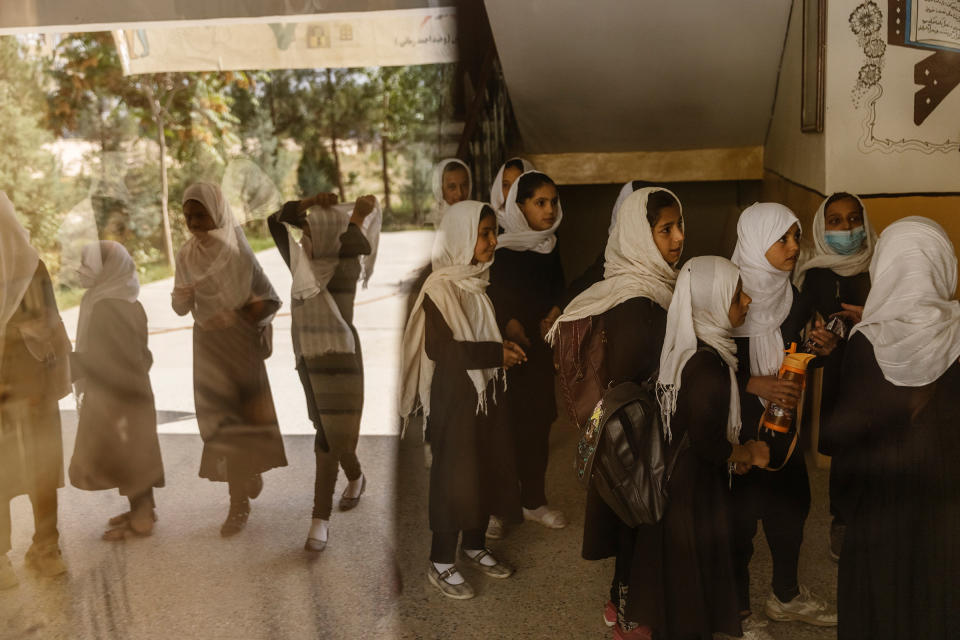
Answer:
xmin=801 ymin=0 xmax=827 ymax=132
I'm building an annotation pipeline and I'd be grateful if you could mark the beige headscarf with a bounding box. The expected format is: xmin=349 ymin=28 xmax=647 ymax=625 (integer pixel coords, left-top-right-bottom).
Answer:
xmin=496 ymin=170 xmax=563 ymax=254
xmin=175 ymin=182 xmax=279 ymax=327
xmin=400 ymin=201 xmax=503 ymax=432
xmin=546 ymin=187 xmax=681 ymax=343
xmin=430 ymin=158 xmax=472 ymax=226
xmin=657 ymin=256 xmax=741 ymax=445
xmin=793 ymin=194 xmax=876 ymax=289
xmin=851 ymin=216 xmax=960 ymax=387
xmin=0 ymin=192 xmax=41 ymax=380
xmin=489 ymin=157 xmax=535 ymax=213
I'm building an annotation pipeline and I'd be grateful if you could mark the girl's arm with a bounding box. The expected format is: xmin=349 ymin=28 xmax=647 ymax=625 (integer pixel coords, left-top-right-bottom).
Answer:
xmin=423 ymin=295 xmax=503 ymax=371
xmin=267 ymin=202 xmax=299 ymax=269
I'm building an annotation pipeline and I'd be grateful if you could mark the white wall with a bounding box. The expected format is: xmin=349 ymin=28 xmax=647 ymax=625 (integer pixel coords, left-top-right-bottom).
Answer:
xmin=824 ymin=0 xmax=960 ymax=194
xmin=764 ymin=0 xmax=828 ymax=194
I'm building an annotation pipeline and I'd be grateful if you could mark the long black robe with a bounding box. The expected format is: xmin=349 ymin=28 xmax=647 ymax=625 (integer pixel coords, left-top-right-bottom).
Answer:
xmin=423 ymin=295 xmax=521 ymax=532
xmin=69 ymin=299 xmax=163 ymax=497
xmin=628 ymin=347 xmax=741 ymax=637
xmin=487 ymin=245 xmax=565 ymax=429
xmin=825 ymin=333 xmax=960 ymax=640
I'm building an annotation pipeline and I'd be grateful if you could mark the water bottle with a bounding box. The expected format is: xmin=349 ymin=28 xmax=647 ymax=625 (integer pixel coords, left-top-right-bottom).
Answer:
xmin=758 ymin=346 xmax=816 ymax=470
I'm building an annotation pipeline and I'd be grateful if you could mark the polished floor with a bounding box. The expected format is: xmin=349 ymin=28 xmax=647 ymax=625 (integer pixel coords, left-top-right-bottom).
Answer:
xmin=2 ymin=411 xmax=840 ymax=640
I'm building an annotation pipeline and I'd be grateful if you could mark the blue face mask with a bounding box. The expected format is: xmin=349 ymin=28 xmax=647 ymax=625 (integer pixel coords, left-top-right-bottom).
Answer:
xmin=824 ymin=227 xmax=866 ymax=255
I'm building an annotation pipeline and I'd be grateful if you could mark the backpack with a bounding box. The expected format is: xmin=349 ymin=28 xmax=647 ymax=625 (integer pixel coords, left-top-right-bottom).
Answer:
xmin=552 ymin=315 xmax=610 ymax=430
xmin=575 ymin=379 xmax=691 ymax=528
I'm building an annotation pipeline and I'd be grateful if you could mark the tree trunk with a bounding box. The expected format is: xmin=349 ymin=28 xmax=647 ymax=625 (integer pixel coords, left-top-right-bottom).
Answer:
xmin=327 ymin=69 xmax=346 ymax=201
xmin=145 ymin=82 xmax=175 ymax=270
xmin=380 ymin=134 xmax=391 ymax=213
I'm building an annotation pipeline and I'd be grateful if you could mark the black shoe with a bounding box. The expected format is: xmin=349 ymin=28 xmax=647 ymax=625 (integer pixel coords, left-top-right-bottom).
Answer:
xmin=246 ymin=473 xmax=263 ymax=500
xmin=221 ymin=500 xmax=250 ymax=537
xmin=338 ymin=475 xmax=366 ymax=512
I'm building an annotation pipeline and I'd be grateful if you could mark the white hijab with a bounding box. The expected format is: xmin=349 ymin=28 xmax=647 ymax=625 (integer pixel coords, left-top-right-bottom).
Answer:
xmin=546 ymin=187 xmax=680 ymax=343
xmin=657 ymin=256 xmax=742 ymax=445
xmin=731 ymin=202 xmax=800 ymax=378
xmin=489 ymin=157 xmax=535 ymax=213
xmin=496 ymin=170 xmax=563 ymax=254
xmin=287 ymin=201 xmax=382 ymax=356
xmin=76 ymin=241 xmax=140 ymax=353
xmin=0 ymin=192 xmax=41 ymax=380
xmin=175 ymin=182 xmax=279 ymax=327
xmin=851 ymin=216 xmax=960 ymax=387
xmin=430 ymin=158 xmax=472 ymax=225
xmin=793 ymin=194 xmax=876 ymax=289
xmin=609 ymin=180 xmax=641 ymax=235
xmin=400 ymin=201 xmax=503 ymax=430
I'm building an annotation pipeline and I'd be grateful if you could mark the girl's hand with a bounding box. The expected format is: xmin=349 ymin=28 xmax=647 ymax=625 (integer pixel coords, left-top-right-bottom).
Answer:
xmin=505 ymin=318 xmax=530 ymax=349
xmin=503 ymin=340 xmax=526 ymax=369
xmin=745 ymin=439 xmax=770 ymax=469
xmin=746 ymin=375 xmax=802 ymax=409
xmin=733 ymin=461 xmax=752 ymax=475
xmin=298 ymin=192 xmax=338 ymax=213
xmin=204 ymin=310 xmax=237 ymax=330
xmin=831 ymin=303 xmax=864 ymax=326
xmin=539 ymin=305 xmax=562 ymax=340
xmin=806 ymin=316 xmax=840 ymax=356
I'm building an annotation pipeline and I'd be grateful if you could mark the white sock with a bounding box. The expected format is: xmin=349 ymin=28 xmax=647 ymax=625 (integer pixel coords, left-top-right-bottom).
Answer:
xmin=432 ymin=561 xmax=464 ymax=584
xmin=343 ymin=473 xmax=364 ymax=499
xmin=464 ymin=548 xmax=497 ymax=567
xmin=308 ymin=518 xmax=329 ymax=542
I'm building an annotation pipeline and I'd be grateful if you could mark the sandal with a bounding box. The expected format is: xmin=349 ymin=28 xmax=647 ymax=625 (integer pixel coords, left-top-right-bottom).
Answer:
xmin=426 ymin=563 xmax=474 ymax=600
xmin=460 ymin=548 xmax=514 ymax=579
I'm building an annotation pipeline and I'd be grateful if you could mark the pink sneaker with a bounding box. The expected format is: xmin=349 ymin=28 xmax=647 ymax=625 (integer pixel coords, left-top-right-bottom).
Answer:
xmin=603 ymin=600 xmax=617 ymax=628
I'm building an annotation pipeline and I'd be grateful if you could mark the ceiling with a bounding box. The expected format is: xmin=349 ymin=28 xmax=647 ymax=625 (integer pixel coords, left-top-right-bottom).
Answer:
xmin=484 ymin=0 xmax=793 ymax=154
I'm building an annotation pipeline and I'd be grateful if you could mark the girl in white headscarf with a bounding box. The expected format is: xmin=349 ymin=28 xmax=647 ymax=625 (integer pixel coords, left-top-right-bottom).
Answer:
xmin=429 ymin=158 xmax=472 ymax=226
xmin=172 ymin=182 xmax=286 ymax=538
xmin=728 ymin=202 xmax=838 ymax=629
xmin=825 ymin=216 xmax=960 ymax=640
xmin=604 ymin=255 xmax=767 ymax=639
xmin=549 ymin=187 xmax=686 ymax=631
xmin=487 ymin=170 xmax=567 ymax=531
xmin=791 ymin=192 xmax=875 ymax=559
xmin=68 ymin=241 xmax=163 ymax=541
xmin=267 ymin=192 xmax=380 ymax=552
xmin=0 ymin=192 xmax=68 ymax=584
xmin=400 ymin=201 xmax=524 ymax=600
xmin=489 ymin=157 xmax=534 ymax=214
xmin=565 ymin=180 xmax=649 ymax=304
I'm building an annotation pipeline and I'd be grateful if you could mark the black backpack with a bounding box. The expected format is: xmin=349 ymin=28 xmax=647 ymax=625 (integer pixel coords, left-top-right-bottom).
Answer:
xmin=576 ymin=379 xmax=690 ymax=528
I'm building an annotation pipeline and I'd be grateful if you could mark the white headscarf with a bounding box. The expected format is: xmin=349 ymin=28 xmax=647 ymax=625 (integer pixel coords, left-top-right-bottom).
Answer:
xmin=851 ymin=216 xmax=960 ymax=387
xmin=76 ymin=241 xmax=140 ymax=353
xmin=74 ymin=241 xmax=140 ymax=404
xmin=546 ymin=187 xmax=681 ymax=343
xmin=657 ymin=256 xmax=742 ymax=445
xmin=287 ymin=200 xmax=382 ymax=356
xmin=609 ymin=180 xmax=641 ymax=235
xmin=731 ymin=202 xmax=800 ymax=378
xmin=175 ymin=182 xmax=279 ymax=327
xmin=400 ymin=201 xmax=503 ymax=431
xmin=496 ymin=170 xmax=563 ymax=254
xmin=793 ymin=193 xmax=876 ymax=289
xmin=0 ymin=192 xmax=41 ymax=380
xmin=489 ymin=157 xmax=535 ymax=213
xmin=430 ymin=158 xmax=472 ymax=225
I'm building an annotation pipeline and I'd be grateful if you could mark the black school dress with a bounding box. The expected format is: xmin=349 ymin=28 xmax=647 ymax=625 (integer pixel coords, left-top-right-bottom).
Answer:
xmin=825 ymin=333 xmax=960 ymax=640
xmin=423 ymin=295 xmax=522 ymax=533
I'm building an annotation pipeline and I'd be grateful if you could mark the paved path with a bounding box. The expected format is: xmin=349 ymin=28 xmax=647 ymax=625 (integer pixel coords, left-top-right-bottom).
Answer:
xmin=58 ymin=230 xmax=437 ymax=437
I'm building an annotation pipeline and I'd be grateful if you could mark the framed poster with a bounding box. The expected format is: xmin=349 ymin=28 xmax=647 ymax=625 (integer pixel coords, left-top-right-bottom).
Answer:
xmin=802 ymin=0 xmax=827 ymax=132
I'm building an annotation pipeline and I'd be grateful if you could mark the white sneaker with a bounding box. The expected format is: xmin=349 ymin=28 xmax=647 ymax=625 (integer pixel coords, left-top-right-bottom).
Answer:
xmin=764 ymin=585 xmax=837 ymax=627
xmin=0 ymin=554 xmax=18 ymax=590
xmin=486 ymin=515 xmax=504 ymax=539
xmin=717 ymin=615 xmax=775 ymax=640
xmin=522 ymin=505 xmax=567 ymax=529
